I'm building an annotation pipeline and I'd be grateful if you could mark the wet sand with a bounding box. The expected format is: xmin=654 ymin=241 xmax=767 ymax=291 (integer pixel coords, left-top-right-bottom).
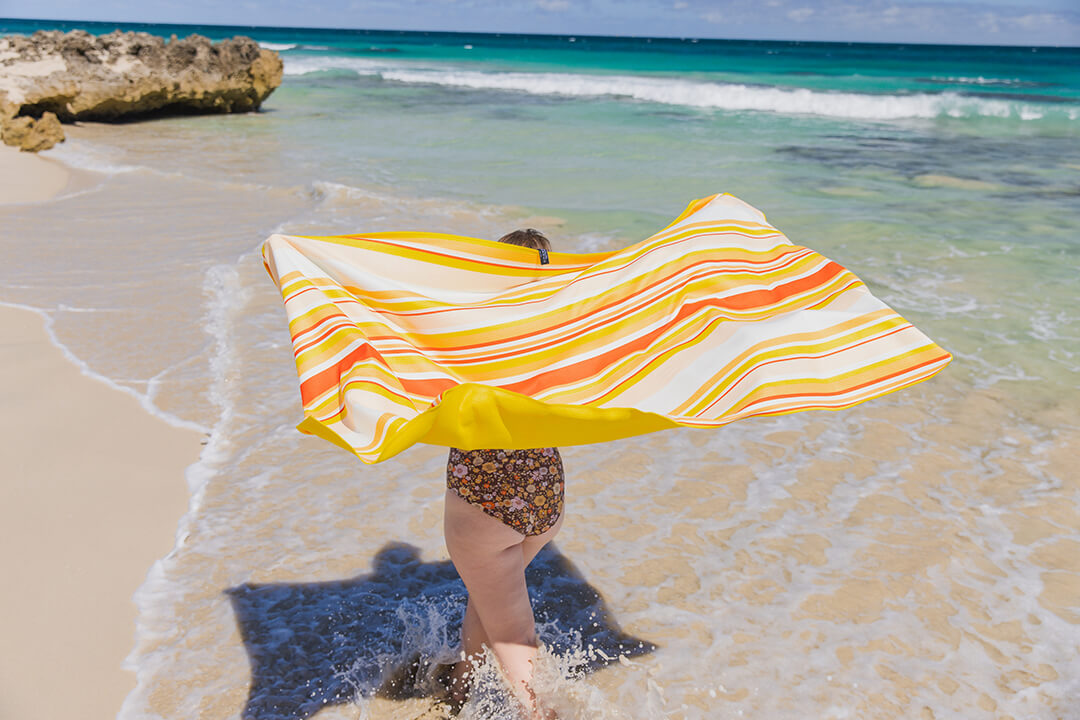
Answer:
xmin=0 ymin=304 xmax=204 ymax=720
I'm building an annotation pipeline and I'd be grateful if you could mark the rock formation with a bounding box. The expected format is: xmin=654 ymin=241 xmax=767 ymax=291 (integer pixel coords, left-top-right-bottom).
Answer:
xmin=1 ymin=111 xmax=64 ymax=152
xmin=0 ymin=30 xmax=283 ymax=151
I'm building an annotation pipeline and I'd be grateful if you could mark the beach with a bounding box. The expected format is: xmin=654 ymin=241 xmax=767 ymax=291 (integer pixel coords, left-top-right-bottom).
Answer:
xmin=0 ymin=300 xmax=203 ymax=719
xmin=0 ymin=144 xmax=70 ymax=204
xmin=0 ymin=117 xmax=202 ymax=720
xmin=1 ymin=19 xmax=1078 ymax=720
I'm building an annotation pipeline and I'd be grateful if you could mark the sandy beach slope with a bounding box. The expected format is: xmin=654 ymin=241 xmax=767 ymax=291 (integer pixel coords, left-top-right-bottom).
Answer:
xmin=0 ymin=304 xmax=204 ymax=719
xmin=0 ymin=144 xmax=71 ymax=204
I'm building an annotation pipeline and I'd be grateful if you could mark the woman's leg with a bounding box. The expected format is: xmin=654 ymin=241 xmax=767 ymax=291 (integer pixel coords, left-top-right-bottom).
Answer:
xmin=448 ymin=597 xmax=487 ymax=702
xmin=448 ymin=508 xmax=564 ymax=705
xmin=521 ymin=510 xmax=563 ymax=567
xmin=443 ymin=490 xmax=561 ymax=713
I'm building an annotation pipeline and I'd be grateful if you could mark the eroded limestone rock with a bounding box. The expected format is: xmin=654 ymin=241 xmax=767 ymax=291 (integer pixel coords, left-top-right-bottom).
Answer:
xmin=0 ymin=30 xmax=283 ymax=151
xmin=3 ymin=111 xmax=64 ymax=152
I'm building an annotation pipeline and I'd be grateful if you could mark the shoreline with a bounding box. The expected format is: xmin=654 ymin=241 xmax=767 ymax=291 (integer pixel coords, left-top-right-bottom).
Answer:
xmin=0 ymin=304 xmax=204 ymax=719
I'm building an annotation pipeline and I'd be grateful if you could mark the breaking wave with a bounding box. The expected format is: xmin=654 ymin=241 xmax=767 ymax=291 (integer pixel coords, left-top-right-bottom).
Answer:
xmin=283 ymin=56 xmax=1078 ymax=123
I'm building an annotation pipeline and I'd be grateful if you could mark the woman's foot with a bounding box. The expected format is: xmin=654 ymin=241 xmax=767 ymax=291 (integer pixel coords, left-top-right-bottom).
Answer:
xmin=429 ymin=664 xmax=464 ymax=716
xmin=432 ymin=660 xmax=468 ymax=716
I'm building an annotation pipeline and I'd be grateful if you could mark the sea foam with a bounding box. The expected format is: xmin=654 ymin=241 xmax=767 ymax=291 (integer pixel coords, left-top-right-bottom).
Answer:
xmin=283 ymin=56 xmax=1076 ymax=123
xmin=257 ymin=41 xmax=298 ymax=51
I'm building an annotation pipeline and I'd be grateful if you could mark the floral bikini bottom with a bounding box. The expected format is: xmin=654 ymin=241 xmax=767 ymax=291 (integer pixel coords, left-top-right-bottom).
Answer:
xmin=446 ymin=447 xmax=564 ymax=536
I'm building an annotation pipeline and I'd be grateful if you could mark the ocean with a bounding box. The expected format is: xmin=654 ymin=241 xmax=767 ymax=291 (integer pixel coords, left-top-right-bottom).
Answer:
xmin=1 ymin=17 xmax=1078 ymax=720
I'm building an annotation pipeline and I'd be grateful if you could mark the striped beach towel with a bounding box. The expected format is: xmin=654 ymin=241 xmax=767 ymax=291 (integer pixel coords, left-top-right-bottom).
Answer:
xmin=262 ymin=193 xmax=951 ymax=463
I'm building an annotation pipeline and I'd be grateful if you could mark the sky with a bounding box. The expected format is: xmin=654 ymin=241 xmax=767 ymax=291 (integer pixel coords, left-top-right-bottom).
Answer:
xmin=1 ymin=0 xmax=1078 ymax=46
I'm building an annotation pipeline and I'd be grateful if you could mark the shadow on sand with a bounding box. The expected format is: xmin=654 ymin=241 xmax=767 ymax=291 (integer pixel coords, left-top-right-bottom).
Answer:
xmin=226 ymin=542 xmax=654 ymax=720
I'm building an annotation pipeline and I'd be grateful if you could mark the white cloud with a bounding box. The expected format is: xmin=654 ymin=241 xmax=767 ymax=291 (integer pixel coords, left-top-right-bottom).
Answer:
xmin=536 ymin=0 xmax=570 ymax=11
xmin=674 ymin=0 xmax=1080 ymax=43
xmin=787 ymin=7 xmax=814 ymax=22
xmin=1012 ymin=13 xmax=1059 ymax=30
xmin=976 ymin=11 xmax=1002 ymax=33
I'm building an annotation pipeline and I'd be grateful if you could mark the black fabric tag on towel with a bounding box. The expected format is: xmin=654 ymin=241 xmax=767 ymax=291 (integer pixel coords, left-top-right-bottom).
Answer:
xmin=538 ymin=248 xmax=549 ymax=265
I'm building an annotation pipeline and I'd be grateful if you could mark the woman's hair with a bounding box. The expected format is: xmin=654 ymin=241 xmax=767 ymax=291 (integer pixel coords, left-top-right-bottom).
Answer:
xmin=498 ymin=228 xmax=551 ymax=251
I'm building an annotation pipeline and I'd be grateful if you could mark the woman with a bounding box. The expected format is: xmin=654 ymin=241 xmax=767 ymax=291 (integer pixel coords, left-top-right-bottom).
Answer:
xmin=442 ymin=229 xmax=564 ymax=718
xmin=262 ymin=200 xmax=952 ymax=716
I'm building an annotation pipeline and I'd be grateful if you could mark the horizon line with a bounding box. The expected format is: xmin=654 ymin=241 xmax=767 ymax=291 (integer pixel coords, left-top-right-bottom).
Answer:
xmin=2 ymin=15 xmax=1077 ymax=50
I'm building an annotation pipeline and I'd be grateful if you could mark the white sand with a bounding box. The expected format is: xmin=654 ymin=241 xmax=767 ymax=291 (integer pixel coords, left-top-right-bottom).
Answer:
xmin=0 ymin=143 xmax=71 ymax=203
xmin=0 ymin=305 xmax=204 ymax=720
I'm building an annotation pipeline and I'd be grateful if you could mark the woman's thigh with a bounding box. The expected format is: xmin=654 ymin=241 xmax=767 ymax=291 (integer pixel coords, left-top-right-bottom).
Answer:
xmin=444 ymin=490 xmax=536 ymax=643
xmin=521 ymin=509 xmax=563 ymax=568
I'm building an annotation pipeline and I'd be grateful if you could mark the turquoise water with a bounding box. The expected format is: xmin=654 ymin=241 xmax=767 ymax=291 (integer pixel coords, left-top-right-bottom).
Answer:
xmin=6 ymin=18 xmax=1079 ymax=100
xmin=2 ymin=17 xmax=1079 ymax=720
xmin=12 ymin=17 xmax=1073 ymax=403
